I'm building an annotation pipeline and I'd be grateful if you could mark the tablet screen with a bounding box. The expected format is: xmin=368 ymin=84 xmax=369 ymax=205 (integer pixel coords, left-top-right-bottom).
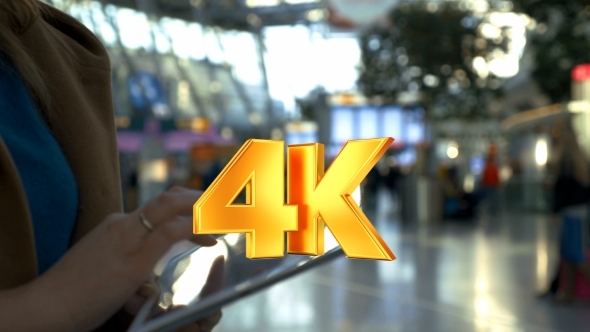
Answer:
xmin=132 ymin=227 xmax=343 ymax=332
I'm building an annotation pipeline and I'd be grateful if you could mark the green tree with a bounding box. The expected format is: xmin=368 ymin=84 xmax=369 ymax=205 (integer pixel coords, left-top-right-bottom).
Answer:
xmin=513 ymin=0 xmax=590 ymax=102
xmin=358 ymin=1 xmax=510 ymax=119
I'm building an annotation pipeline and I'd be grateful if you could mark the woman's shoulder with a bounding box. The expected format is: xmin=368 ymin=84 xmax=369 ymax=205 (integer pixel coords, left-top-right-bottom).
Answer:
xmin=21 ymin=2 xmax=110 ymax=70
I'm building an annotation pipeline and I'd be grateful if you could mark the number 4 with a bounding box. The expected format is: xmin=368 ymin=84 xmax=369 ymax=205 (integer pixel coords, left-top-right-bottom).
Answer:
xmin=194 ymin=138 xmax=395 ymax=261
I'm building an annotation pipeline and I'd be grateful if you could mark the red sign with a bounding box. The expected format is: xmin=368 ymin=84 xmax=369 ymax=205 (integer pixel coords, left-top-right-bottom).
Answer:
xmin=572 ymin=64 xmax=590 ymax=82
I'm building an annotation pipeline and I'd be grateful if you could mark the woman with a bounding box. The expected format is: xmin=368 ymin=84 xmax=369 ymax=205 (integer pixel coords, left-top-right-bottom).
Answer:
xmin=0 ymin=1 xmax=221 ymax=330
xmin=481 ymin=152 xmax=500 ymax=215
xmin=551 ymin=128 xmax=590 ymax=303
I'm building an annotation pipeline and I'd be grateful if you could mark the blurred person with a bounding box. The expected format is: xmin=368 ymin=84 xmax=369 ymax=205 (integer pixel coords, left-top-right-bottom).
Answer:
xmin=0 ymin=2 xmax=222 ymax=331
xmin=126 ymin=167 xmax=139 ymax=212
xmin=551 ymin=129 xmax=590 ymax=303
xmin=385 ymin=164 xmax=401 ymax=197
xmin=537 ymin=133 xmax=562 ymax=299
xmin=361 ymin=166 xmax=381 ymax=210
xmin=481 ymin=153 xmax=501 ymax=215
xmin=441 ymin=166 xmax=478 ymax=220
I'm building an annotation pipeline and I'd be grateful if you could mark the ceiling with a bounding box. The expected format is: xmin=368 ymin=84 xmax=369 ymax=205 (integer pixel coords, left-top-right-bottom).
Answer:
xmin=101 ymin=0 xmax=326 ymax=30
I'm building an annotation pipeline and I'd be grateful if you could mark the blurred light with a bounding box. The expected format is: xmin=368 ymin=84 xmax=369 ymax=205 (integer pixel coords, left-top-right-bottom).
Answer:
xmin=441 ymin=64 xmax=452 ymax=75
xmin=479 ymin=23 xmax=502 ymax=39
xmin=397 ymin=54 xmax=409 ymax=66
xmin=488 ymin=54 xmax=519 ymax=77
xmin=324 ymin=225 xmax=339 ymax=251
xmin=271 ymin=128 xmax=284 ymax=140
xmin=264 ymin=27 xmax=360 ymax=102
xmin=526 ymin=17 xmax=537 ymax=30
xmin=190 ymin=118 xmax=209 ymax=133
xmin=152 ymin=104 xmax=171 ymax=119
xmin=475 ymin=38 xmax=487 ymax=49
xmin=171 ymin=242 xmax=228 ymax=305
xmin=535 ymin=138 xmax=548 ymax=166
xmin=162 ymin=19 xmax=206 ymax=60
xmin=470 ymin=156 xmax=485 ymax=174
xmin=115 ymin=116 xmax=130 ymax=128
xmin=447 ymin=142 xmax=459 ymax=159
xmin=447 ymin=77 xmax=460 ymax=93
xmin=476 ymin=280 xmax=488 ymax=292
xmin=453 ymin=69 xmax=467 ymax=80
xmin=484 ymin=11 xmax=527 ymax=78
xmin=116 ymin=9 xmax=153 ymax=50
xmin=409 ymin=66 xmax=422 ymax=77
xmin=475 ymin=298 xmax=490 ymax=315
xmin=177 ymin=80 xmax=190 ymax=109
xmin=537 ymin=242 xmax=548 ymax=288
xmin=536 ymin=223 xmax=549 ymax=291
xmin=221 ymin=127 xmax=233 ymax=139
xmin=471 ymin=233 xmax=518 ymax=330
xmin=368 ymin=38 xmax=380 ymax=51
xmin=472 ymin=56 xmax=489 ymax=78
xmin=462 ymin=16 xmax=478 ymax=29
xmin=246 ymin=0 xmax=279 ymax=7
xmin=285 ymin=0 xmax=320 ymax=3
xmin=423 ymin=74 xmax=439 ymax=87
xmin=426 ymin=2 xmax=439 ymax=12
xmin=470 ymin=0 xmax=489 ymax=13
xmin=500 ymin=166 xmax=512 ymax=181
xmin=219 ymin=32 xmax=263 ymax=85
xmin=150 ymin=23 xmax=171 ymax=53
xmin=140 ymin=159 xmax=168 ymax=182
xmin=306 ymin=9 xmax=326 ymax=21
xmin=463 ymin=173 xmax=475 ymax=193
xmin=249 ymin=112 xmax=263 ymax=125
xmin=224 ymin=233 xmax=240 ymax=246
xmin=247 ymin=13 xmax=262 ymax=27
xmin=352 ymin=185 xmax=362 ymax=207
xmin=488 ymin=11 xmax=520 ymax=27
xmin=190 ymin=0 xmax=204 ymax=8
xmin=408 ymin=81 xmax=420 ymax=92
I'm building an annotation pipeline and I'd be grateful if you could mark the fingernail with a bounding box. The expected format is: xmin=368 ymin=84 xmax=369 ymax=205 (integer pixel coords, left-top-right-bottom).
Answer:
xmin=203 ymin=236 xmax=218 ymax=246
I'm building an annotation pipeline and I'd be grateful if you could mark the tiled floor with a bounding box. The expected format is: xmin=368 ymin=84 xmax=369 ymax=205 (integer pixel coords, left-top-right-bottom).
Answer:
xmin=213 ymin=190 xmax=590 ymax=332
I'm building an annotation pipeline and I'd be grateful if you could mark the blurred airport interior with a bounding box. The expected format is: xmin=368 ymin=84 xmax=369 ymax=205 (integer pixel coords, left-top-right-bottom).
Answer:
xmin=45 ymin=0 xmax=590 ymax=330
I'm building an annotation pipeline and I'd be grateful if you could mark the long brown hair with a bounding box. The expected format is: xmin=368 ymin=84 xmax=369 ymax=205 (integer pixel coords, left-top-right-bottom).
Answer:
xmin=0 ymin=0 xmax=49 ymax=109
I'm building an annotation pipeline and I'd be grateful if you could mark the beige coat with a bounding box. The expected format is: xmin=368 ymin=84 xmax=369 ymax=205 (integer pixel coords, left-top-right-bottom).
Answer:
xmin=0 ymin=3 xmax=123 ymax=291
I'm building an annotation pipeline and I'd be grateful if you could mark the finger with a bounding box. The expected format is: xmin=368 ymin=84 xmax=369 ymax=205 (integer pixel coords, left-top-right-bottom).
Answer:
xmin=137 ymin=187 xmax=204 ymax=229
xmin=190 ymin=234 xmax=218 ymax=247
xmin=200 ymin=256 xmax=225 ymax=298
xmin=136 ymin=279 xmax=159 ymax=298
xmin=139 ymin=218 xmax=215 ymax=265
xmin=173 ymin=322 xmax=202 ymax=332
xmin=177 ymin=216 xmax=218 ymax=247
xmin=196 ymin=258 xmax=224 ymax=331
xmin=197 ymin=310 xmax=223 ymax=331
xmin=123 ymin=294 xmax=146 ymax=316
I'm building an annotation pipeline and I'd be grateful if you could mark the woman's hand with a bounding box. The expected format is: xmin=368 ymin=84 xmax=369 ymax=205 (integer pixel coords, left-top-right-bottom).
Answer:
xmin=1 ymin=186 xmax=217 ymax=332
xmin=125 ymin=255 xmax=225 ymax=331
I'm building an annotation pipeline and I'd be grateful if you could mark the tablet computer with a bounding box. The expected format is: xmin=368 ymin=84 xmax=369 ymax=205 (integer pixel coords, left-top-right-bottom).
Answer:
xmin=128 ymin=227 xmax=344 ymax=332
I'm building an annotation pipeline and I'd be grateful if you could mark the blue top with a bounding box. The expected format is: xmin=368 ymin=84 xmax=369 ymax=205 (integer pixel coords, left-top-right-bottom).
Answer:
xmin=0 ymin=57 xmax=79 ymax=275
